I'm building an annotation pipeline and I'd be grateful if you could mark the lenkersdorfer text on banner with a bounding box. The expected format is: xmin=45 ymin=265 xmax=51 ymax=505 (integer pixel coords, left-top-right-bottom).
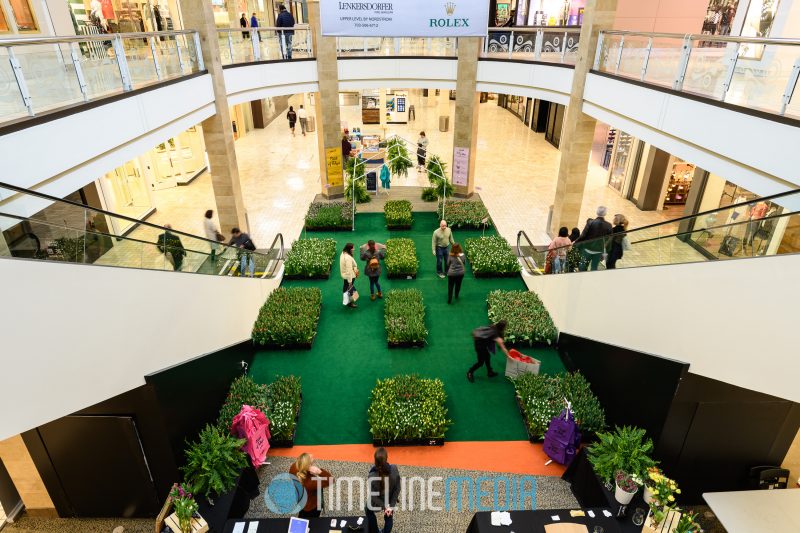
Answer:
xmin=320 ymin=0 xmax=490 ymax=37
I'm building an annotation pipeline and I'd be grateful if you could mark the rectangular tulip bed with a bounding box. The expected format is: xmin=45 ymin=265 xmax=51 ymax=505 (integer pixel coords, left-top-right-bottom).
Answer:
xmin=384 ymin=200 xmax=413 ymax=230
xmin=464 ymin=236 xmax=521 ymax=277
xmin=385 ymin=238 xmax=419 ymax=279
xmin=368 ymin=375 xmax=452 ymax=446
xmin=512 ymin=372 xmax=606 ymax=442
xmin=252 ymin=287 xmax=322 ymax=349
xmin=216 ymin=374 xmax=303 ymax=447
xmin=304 ymin=201 xmax=353 ymax=231
xmin=283 ymin=238 xmax=336 ymax=280
xmin=487 ymin=289 xmax=558 ymax=346
xmin=441 ymin=200 xmax=493 ymax=229
xmin=384 ymin=289 xmax=427 ymax=348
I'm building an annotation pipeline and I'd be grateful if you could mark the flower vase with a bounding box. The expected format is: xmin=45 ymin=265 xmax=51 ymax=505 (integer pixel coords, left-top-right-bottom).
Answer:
xmin=178 ymin=516 xmax=192 ymax=533
xmin=614 ymin=482 xmax=638 ymax=505
xmin=643 ymin=485 xmax=654 ymax=504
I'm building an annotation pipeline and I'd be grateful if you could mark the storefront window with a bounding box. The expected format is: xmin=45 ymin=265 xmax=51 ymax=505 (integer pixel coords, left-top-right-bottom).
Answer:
xmin=663 ymin=160 xmax=696 ymax=207
xmin=9 ymin=0 xmax=38 ymax=31
xmin=608 ymin=131 xmax=633 ymax=193
xmin=701 ymin=0 xmax=740 ymax=39
xmin=523 ymin=0 xmax=586 ymax=26
xmin=739 ymin=0 xmax=780 ymax=59
xmin=68 ymin=0 xmax=181 ymax=35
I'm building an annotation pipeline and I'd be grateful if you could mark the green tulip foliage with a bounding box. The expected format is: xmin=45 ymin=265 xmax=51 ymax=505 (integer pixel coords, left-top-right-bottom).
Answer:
xmin=251 ymin=287 xmax=322 ymax=347
xmin=384 ymin=200 xmax=414 ymax=229
xmin=216 ymin=375 xmax=302 ymax=442
xmin=464 ymin=236 xmax=521 ymax=276
xmin=284 ymin=238 xmax=337 ymax=278
xmin=384 ymin=289 xmax=428 ymax=344
xmin=512 ymin=372 xmax=606 ymax=440
xmin=441 ymin=200 xmax=493 ymax=229
xmin=368 ymin=375 xmax=452 ymax=442
xmin=385 ymin=238 xmax=419 ymax=277
xmin=305 ymin=201 xmax=353 ymax=231
xmin=487 ymin=289 xmax=558 ymax=345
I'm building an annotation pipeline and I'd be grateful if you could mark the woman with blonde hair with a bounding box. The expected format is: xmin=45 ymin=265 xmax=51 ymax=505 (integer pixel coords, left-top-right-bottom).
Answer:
xmin=606 ymin=214 xmax=629 ymax=269
xmin=289 ymin=452 xmax=333 ymax=518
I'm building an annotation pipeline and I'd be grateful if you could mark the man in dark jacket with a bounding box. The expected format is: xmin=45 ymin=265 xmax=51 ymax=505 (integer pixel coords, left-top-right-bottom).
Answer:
xmin=275 ymin=4 xmax=295 ymax=59
xmin=229 ymin=227 xmax=257 ymax=277
xmin=575 ymin=206 xmax=613 ymax=271
xmin=157 ymin=224 xmax=186 ymax=271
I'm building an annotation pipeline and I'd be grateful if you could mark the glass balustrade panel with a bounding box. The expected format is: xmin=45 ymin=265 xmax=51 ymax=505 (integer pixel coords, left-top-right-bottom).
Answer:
xmin=0 ymin=55 xmax=29 ymax=121
xmin=15 ymin=45 xmax=85 ymax=114
xmin=617 ymin=36 xmax=650 ymax=79
xmin=643 ymin=37 xmax=685 ymax=88
xmin=121 ymin=37 xmax=159 ymax=87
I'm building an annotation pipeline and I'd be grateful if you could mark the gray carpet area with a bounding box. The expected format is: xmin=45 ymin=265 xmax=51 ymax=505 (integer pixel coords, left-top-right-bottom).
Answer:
xmin=3 ymin=517 xmax=151 ymax=532
xmin=246 ymin=456 xmax=579 ymax=532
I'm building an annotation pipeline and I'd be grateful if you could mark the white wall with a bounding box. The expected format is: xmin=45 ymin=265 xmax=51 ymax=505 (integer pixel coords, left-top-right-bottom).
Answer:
xmin=0 ymin=258 xmax=280 ymax=441
xmin=224 ymin=60 xmax=320 ymax=106
xmin=523 ymin=254 xmax=800 ymax=404
xmin=338 ymin=58 xmax=458 ymax=90
xmin=477 ymin=61 xmax=574 ymax=105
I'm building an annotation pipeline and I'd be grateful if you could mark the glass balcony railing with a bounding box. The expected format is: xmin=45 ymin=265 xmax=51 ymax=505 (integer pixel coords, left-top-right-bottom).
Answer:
xmin=218 ymin=27 xmax=313 ymax=65
xmin=483 ymin=26 xmax=581 ymax=65
xmin=0 ymin=182 xmax=283 ymax=279
xmin=518 ymin=189 xmax=800 ymax=275
xmin=0 ymin=31 xmax=204 ymax=125
xmin=595 ymin=31 xmax=800 ymax=119
xmin=336 ymin=36 xmax=458 ymax=57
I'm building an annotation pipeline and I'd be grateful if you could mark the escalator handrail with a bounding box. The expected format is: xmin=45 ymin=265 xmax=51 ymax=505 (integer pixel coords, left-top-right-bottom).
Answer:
xmin=262 ymin=233 xmax=285 ymax=279
xmin=516 ymin=230 xmax=541 ymax=275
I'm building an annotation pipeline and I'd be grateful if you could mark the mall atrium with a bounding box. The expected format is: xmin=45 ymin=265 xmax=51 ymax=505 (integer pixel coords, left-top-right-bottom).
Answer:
xmin=0 ymin=0 xmax=798 ymax=532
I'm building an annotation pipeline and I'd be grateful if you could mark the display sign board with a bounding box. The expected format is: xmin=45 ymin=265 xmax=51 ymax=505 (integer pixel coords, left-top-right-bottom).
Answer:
xmin=366 ymin=171 xmax=378 ymax=193
xmin=320 ymin=0 xmax=490 ymax=37
xmin=452 ymin=146 xmax=469 ymax=186
xmin=326 ymin=147 xmax=344 ymax=187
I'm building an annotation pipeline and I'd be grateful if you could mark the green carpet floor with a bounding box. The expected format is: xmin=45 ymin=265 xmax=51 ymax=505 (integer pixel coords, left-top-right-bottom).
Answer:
xmin=251 ymin=212 xmax=565 ymax=444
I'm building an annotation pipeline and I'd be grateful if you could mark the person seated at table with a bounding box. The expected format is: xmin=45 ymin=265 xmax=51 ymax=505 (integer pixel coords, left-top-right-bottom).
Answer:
xmin=290 ymin=452 xmax=334 ymax=519
xmin=365 ymin=447 xmax=400 ymax=533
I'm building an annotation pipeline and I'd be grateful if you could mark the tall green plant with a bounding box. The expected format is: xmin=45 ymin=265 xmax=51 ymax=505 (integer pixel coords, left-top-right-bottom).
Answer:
xmin=345 ymin=157 xmax=370 ymax=203
xmin=385 ymin=137 xmax=412 ymax=179
xmin=587 ymin=425 xmax=656 ymax=483
xmin=425 ymin=155 xmax=453 ymax=199
xmin=181 ymin=424 xmax=248 ymax=499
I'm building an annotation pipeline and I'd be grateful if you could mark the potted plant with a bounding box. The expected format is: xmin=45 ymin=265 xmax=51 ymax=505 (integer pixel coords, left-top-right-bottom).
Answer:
xmin=587 ymin=425 xmax=656 ymax=488
xmin=673 ymin=511 xmax=701 ymax=533
xmin=345 ymin=157 xmax=370 ymax=203
xmin=385 ymin=137 xmax=413 ymax=180
xmin=181 ymin=424 xmax=249 ymax=505
xmin=168 ymin=483 xmax=200 ymax=533
xmin=614 ymin=470 xmax=641 ymax=505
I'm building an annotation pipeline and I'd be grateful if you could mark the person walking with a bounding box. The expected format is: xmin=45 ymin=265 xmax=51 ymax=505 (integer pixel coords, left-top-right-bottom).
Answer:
xmin=239 ymin=13 xmax=248 ymax=40
xmin=569 ymin=227 xmax=580 ymax=242
xmin=297 ymin=105 xmax=308 ymax=136
xmin=575 ymin=206 xmax=612 ymax=271
xmin=606 ymin=214 xmax=629 ymax=269
xmin=467 ymin=320 xmax=511 ymax=382
xmin=275 ymin=4 xmax=296 ymax=60
xmin=203 ymin=209 xmax=222 ymax=261
xmin=360 ymin=239 xmax=386 ymax=301
xmin=229 ymin=227 xmax=256 ymax=277
xmin=157 ymin=224 xmax=186 ymax=271
xmin=365 ymin=447 xmax=400 ymax=533
xmin=547 ymin=226 xmax=572 ymax=274
xmin=286 ymin=106 xmax=297 ymax=136
xmin=432 ymin=219 xmax=455 ymax=279
xmin=416 ymin=131 xmax=428 ymax=171
xmin=249 ymin=12 xmax=259 ymax=35
xmin=340 ymin=242 xmax=359 ymax=308
xmin=446 ymin=243 xmax=465 ymax=303
xmin=289 ymin=453 xmax=333 ymax=519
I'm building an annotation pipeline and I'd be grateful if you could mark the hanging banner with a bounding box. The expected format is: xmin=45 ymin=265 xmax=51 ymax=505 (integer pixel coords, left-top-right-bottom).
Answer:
xmin=326 ymin=147 xmax=344 ymax=187
xmin=320 ymin=0 xmax=490 ymax=37
xmin=452 ymin=146 xmax=469 ymax=186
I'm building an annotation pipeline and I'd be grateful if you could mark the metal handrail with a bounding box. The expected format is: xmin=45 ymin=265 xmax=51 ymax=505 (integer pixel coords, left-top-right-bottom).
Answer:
xmin=487 ymin=26 xmax=581 ymax=33
xmin=599 ymin=29 xmax=800 ymax=47
xmin=263 ymin=233 xmax=285 ymax=279
xmin=0 ymin=30 xmax=197 ymax=47
xmin=218 ymin=25 xmax=309 ymax=33
xmin=516 ymin=230 xmax=541 ymax=275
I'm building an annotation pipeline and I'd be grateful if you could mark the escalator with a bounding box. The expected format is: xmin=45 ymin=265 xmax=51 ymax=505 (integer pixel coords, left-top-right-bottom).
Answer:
xmin=0 ymin=181 xmax=284 ymax=279
xmin=517 ymin=189 xmax=800 ymax=275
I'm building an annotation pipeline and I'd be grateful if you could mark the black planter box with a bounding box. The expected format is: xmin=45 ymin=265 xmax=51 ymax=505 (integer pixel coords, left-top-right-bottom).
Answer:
xmin=388 ymin=340 xmax=426 ymax=348
xmin=253 ymin=318 xmax=320 ymax=350
xmin=283 ymin=268 xmax=332 ymax=281
xmin=372 ymin=437 xmax=445 ymax=447
xmin=473 ymin=271 xmax=522 ymax=278
xmin=505 ymin=339 xmax=556 ymax=350
xmin=270 ymin=395 xmax=303 ymax=448
xmin=197 ymin=466 xmax=260 ymax=532
xmin=304 ymin=224 xmax=353 ymax=232
xmin=515 ymin=394 xmax=540 ymax=444
xmin=387 ymin=272 xmax=417 ymax=279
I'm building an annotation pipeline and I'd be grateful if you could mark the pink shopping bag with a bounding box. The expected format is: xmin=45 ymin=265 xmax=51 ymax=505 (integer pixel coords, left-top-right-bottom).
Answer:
xmin=231 ymin=405 xmax=271 ymax=468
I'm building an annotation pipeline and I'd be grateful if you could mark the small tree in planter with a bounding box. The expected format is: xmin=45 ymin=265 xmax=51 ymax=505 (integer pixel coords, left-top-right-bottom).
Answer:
xmin=181 ymin=425 xmax=249 ymax=503
xmin=423 ymin=155 xmax=453 ymax=200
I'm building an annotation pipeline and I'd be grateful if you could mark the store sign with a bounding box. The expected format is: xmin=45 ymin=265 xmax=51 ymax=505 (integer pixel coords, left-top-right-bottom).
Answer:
xmin=320 ymin=1 xmax=490 ymax=37
xmin=452 ymin=146 xmax=469 ymax=186
xmin=326 ymin=147 xmax=344 ymax=187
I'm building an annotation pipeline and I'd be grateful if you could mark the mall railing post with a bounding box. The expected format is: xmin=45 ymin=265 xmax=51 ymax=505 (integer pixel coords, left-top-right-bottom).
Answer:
xmin=719 ymin=42 xmax=740 ymax=101
xmin=508 ymin=31 xmax=514 ymax=59
xmin=593 ymin=31 xmax=604 ymax=69
xmin=193 ymin=32 xmax=205 ymax=70
xmin=560 ymin=31 xmax=568 ymax=63
xmin=149 ymin=36 xmax=163 ymax=80
xmin=613 ymin=35 xmax=624 ymax=74
xmin=111 ymin=35 xmax=133 ymax=91
xmin=226 ymin=31 xmax=236 ymax=64
xmin=535 ymin=29 xmax=543 ymax=61
xmin=363 ymin=37 xmax=368 ymax=54
xmin=175 ymin=34 xmax=187 ymax=74
xmin=640 ymin=36 xmax=653 ymax=81
xmin=8 ymin=48 xmax=34 ymax=116
xmin=394 ymin=37 xmax=400 ymax=55
xmin=251 ymin=30 xmax=261 ymax=61
xmin=306 ymin=29 xmax=312 ymax=57
xmin=673 ymin=35 xmax=692 ymax=91
xmin=483 ymin=28 xmax=489 ymax=55
xmin=779 ymin=57 xmax=800 ymax=116
xmin=69 ymin=42 xmax=89 ymax=102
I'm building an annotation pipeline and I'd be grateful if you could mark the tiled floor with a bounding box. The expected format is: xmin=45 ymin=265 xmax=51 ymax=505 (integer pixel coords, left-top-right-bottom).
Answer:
xmin=109 ymin=91 xmax=682 ymax=261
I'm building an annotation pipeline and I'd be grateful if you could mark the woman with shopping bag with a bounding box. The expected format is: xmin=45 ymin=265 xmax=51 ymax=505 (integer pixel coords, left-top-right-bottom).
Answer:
xmin=340 ymin=242 xmax=360 ymax=309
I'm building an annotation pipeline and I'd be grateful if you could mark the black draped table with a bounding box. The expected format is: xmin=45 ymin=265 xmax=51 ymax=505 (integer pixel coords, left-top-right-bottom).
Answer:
xmin=467 ymin=508 xmax=623 ymax=533
xmin=223 ymin=516 xmax=369 ymax=532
